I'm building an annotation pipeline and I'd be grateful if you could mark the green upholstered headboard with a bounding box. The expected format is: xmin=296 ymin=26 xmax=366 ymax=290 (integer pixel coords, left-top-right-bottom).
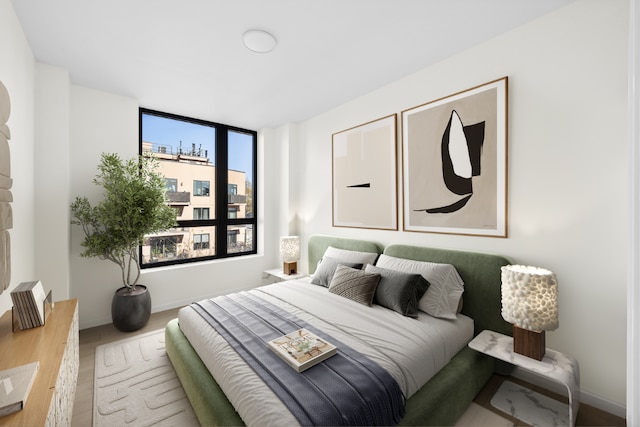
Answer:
xmin=306 ymin=235 xmax=512 ymax=337
xmin=383 ymin=244 xmax=512 ymax=337
xmin=308 ymin=235 xmax=383 ymax=274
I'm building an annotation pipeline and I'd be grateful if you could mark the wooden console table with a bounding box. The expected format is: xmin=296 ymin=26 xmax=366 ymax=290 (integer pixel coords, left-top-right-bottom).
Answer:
xmin=0 ymin=299 xmax=79 ymax=426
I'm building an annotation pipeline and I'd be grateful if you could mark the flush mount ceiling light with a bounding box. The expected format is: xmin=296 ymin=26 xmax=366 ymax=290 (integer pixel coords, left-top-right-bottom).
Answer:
xmin=242 ymin=29 xmax=277 ymax=53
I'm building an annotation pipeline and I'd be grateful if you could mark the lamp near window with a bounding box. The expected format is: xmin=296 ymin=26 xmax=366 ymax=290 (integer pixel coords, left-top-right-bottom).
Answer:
xmin=279 ymin=236 xmax=300 ymax=275
xmin=500 ymin=265 xmax=558 ymax=360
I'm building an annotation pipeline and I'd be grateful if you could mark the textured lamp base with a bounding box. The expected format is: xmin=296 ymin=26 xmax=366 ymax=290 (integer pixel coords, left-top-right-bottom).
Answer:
xmin=283 ymin=261 xmax=297 ymax=275
xmin=513 ymin=325 xmax=545 ymax=360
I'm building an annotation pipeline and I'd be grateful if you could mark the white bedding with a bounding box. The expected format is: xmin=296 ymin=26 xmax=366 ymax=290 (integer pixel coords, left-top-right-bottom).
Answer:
xmin=178 ymin=279 xmax=474 ymax=427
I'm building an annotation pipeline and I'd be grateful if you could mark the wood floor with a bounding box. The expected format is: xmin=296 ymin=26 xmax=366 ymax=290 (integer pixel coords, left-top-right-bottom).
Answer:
xmin=72 ymin=308 xmax=626 ymax=427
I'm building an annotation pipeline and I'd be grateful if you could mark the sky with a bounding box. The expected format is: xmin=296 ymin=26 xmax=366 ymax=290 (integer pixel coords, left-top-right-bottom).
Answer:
xmin=141 ymin=113 xmax=254 ymax=183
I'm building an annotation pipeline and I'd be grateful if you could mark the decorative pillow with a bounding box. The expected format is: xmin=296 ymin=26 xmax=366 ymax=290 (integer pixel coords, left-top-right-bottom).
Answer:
xmin=310 ymin=257 xmax=363 ymax=287
xmin=375 ymin=254 xmax=464 ymax=319
xmin=365 ymin=264 xmax=430 ymax=318
xmin=322 ymin=246 xmax=379 ymax=266
xmin=328 ymin=265 xmax=381 ymax=306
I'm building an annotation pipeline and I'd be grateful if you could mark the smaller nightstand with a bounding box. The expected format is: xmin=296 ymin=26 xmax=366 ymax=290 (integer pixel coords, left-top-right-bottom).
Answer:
xmin=469 ymin=330 xmax=580 ymax=426
xmin=262 ymin=268 xmax=307 ymax=284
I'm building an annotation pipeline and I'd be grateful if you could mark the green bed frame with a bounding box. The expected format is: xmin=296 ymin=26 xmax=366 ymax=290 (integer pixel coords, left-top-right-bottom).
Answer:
xmin=165 ymin=235 xmax=512 ymax=426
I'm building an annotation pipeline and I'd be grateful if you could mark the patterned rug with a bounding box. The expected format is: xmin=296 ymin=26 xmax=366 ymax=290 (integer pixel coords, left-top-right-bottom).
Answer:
xmin=93 ymin=329 xmax=199 ymax=427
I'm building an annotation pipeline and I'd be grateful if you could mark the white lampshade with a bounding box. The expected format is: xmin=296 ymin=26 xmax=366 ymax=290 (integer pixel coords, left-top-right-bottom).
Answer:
xmin=501 ymin=265 xmax=559 ymax=332
xmin=279 ymin=236 xmax=300 ymax=262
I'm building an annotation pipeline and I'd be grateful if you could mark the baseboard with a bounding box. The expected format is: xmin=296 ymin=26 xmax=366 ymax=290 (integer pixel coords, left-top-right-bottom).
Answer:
xmin=512 ymin=367 xmax=626 ymax=419
xmin=150 ymin=284 xmax=258 ymax=315
xmin=80 ymin=315 xmax=113 ymax=330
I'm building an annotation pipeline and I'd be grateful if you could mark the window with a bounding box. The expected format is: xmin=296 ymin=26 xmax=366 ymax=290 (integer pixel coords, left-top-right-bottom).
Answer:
xmin=228 ymin=206 xmax=238 ymax=219
xmin=227 ymin=229 xmax=239 ymax=247
xmin=193 ymin=207 xmax=210 ymax=220
xmin=140 ymin=108 xmax=257 ymax=268
xmin=148 ymin=235 xmax=179 ymax=260
xmin=194 ymin=180 xmax=210 ymax=197
xmin=165 ymin=178 xmax=177 ymax=192
xmin=193 ymin=233 xmax=210 ymax=250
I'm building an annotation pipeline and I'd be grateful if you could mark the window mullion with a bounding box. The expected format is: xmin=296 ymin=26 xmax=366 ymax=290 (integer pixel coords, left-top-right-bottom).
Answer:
xmin=216 ymin=128 xmax=229 ymax=257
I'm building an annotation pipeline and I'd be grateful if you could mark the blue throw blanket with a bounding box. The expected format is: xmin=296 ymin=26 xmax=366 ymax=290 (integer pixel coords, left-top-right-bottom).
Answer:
xmin=190 ymin=291 xmax=406 ymax=426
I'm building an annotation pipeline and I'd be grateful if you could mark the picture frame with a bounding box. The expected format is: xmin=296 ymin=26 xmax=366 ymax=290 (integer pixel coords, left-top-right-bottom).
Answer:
xmin=401 ymin=77 xmax=508 ymax=237
xmin=332 ymin=114 xmax=398 ymax=230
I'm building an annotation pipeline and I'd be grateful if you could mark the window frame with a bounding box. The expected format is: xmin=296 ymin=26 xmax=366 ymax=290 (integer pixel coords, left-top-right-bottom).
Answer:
xmin=139 ymin=108 xmax=258 ymax=268
xmin=165 ymin=178 xmax=178 ymax=192
xmin=193 ymin=180 xmax=210 ymax=197
xmin=193 ymin=233 xmax=210 ymax=250
xmin=193 ymin=207 xmax=210 ymax=220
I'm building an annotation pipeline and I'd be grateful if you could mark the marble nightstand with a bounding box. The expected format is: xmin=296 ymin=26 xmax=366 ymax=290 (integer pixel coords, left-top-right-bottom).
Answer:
xmin=262 ymin=268 xmax=307 ymax=284
xmin=469 ymin=330 xmax=580 ymax=426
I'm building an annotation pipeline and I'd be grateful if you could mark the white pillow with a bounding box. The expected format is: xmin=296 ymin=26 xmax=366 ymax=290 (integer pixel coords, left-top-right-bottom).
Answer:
xmin=322 ymin=246 xmax=379 ymax=266
xmin=375 ymin=254 xmax=464 ymax=319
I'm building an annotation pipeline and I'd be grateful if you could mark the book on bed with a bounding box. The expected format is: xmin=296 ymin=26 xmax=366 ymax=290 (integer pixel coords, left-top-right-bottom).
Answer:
xmin=267 ymin=328 xmax=337 ymax=372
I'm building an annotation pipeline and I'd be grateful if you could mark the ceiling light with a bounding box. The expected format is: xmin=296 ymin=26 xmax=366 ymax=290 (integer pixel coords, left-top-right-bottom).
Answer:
xmin=242 ymin=30 xmax=277 ymax=53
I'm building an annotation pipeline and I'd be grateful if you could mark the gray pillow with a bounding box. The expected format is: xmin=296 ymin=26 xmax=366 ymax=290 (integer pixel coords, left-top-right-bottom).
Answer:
xmin=328 ymin=265 xmax=381 ymax=306
xmin=374 ymin=254 xmax=463 ymax=319
xmin=310 ymin=256 xmax=363 ymax=287
xmin=365 ymin=264 xmax=430 ymax=318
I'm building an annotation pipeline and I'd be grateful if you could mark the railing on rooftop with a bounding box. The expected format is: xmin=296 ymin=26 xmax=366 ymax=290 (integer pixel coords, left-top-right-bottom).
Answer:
xmin=143 ymin=142 xmax=211 ymax=164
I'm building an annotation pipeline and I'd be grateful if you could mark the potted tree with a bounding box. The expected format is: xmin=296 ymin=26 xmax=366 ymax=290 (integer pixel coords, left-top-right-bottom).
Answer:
xmin=71 ymin=152 xmax=177 ymax=332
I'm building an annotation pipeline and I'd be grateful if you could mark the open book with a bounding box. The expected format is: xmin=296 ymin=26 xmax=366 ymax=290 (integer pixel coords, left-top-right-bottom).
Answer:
xmin=267 ymin=329 xmax=337 ymax=372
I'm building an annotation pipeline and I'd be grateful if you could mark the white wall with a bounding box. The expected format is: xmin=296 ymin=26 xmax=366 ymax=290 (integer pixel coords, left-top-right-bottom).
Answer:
xmin=628 ymin=1 xmax=640 ymax=423
xmin=68 ymin=86 xmax=139 ymax=327
xmin=292 ymin=0 xmax=628 ymax=412
xmin=0 ymin=0 xmax=36 ymax=314
xmin=274 ymin=124 xmax=301 ymax=235
xmin=35 ymin=64 xmax=71 ymax=302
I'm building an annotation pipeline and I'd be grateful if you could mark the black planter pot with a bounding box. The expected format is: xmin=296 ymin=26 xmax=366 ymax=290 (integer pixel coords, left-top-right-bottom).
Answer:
xmin=111 ymin=285 xmax=152 ymax=332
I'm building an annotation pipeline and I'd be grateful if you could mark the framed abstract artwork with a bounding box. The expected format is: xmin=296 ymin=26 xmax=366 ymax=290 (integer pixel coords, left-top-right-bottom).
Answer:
xmin=401 ymin=77 xmax=508 ymax=237
xmin=332 ymin=114 xmax=398 ymax=230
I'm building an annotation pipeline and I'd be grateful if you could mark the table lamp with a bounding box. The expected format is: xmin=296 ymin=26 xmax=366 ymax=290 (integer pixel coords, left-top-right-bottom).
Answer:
xmin=500 ymin=264 xmax=558 ymax=360
xmin=279 ymin=236 xmax=300 ymax=275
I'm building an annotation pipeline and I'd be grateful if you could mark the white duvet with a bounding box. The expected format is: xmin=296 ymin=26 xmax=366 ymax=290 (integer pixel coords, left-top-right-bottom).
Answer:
xmin=178 ymin=279 xmax=474 ymax=427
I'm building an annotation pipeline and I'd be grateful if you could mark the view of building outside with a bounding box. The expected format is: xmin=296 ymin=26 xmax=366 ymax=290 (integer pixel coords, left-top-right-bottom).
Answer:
xmin=140 ymin=112 xmax=255 ymax=265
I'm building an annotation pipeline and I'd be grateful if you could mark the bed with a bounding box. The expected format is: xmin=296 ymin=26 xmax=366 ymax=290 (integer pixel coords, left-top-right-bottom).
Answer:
xmin=165 ymin=235 xmax=512 ymax=426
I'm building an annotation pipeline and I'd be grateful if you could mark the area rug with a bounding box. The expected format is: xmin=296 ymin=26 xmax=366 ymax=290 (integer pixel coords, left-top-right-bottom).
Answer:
xmin=491 ymin=380 xmax=569 ymax=427
xmin=94 ymin=329 xmax=199 ymax=427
